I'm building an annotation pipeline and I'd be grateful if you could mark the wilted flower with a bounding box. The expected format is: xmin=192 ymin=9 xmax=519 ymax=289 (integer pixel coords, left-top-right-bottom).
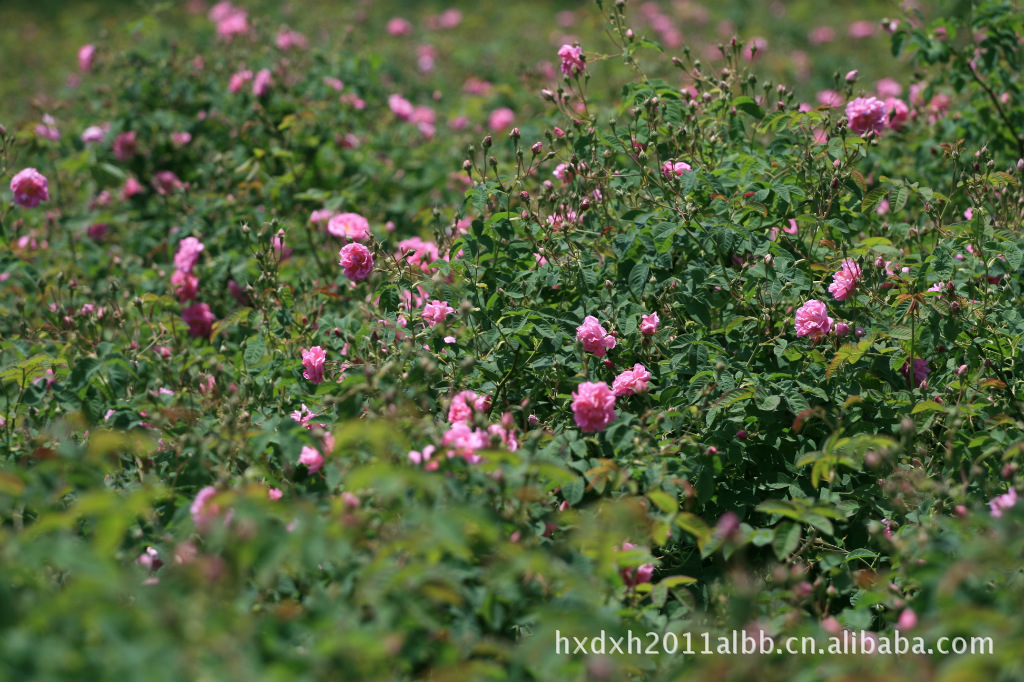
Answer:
xmin=558 ymin=44 xmax=585 ymax=76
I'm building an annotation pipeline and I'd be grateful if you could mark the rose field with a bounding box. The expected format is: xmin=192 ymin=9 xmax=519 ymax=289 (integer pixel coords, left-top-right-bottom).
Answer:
xmin=2 ymin=0 xmax=1024 ymax=680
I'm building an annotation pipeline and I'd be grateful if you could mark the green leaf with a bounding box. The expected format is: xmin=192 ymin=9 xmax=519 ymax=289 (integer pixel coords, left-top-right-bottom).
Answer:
xmin=731 ymin=96 xmax=764 ymax=119
xmin=772 ymin=521 xmax=801 ymax=560
xmin=647 ymin=490 xmax=677 ymax=513
xmin=244 ymin=334 xmax=266 ymax=367
xmin=628 ymin=262 xmax=650 ymax=299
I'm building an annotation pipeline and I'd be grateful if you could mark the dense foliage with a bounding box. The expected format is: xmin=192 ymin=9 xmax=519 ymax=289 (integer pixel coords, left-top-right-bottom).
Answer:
xmin=2 ymin=1 xmax=1023 ymax=680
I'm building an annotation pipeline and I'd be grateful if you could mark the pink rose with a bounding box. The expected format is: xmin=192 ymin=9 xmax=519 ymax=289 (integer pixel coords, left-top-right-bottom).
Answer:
xmin=441 ymin=423 xmax=487 ymax=463
xmin=113 ymin=131 xmax=138 ymax=161
xmin=488 ymin=107 xmax=515 ymax=132
xmin=190 ymin=486 xmax=221 ymax=529
xmin=151 ymin=170 xmax=183 ymax=195
xmin=558 ymin=44 xmax=585 ymax=76
xmin=571 ymin=381 xmax=617 ymax=433
xmin=182 ymin=302 xmax=215 ymax=337
xmin=302 ymin=346 xmax=327 ymax=384
xmin=229 ymin=70 xmax=253 ymax=94
xmin=9 ymin=168 xmax=50 ymax=208
xmin=612 ymin=364 xmax=651 ymax=396
xmin=794 ymin=300 xmax=833 ymax=339
xmin=338 ymin=243 xmax=374 ymax=281
xmin=845 ymin=96 xmax=888 ymax=136
xmin=387 ymin=17 xmax=413 ymax=36
xmin=171 ymin=270 xmax=199 ymax=302
xmin=661 ymin=160 xmax=692 ymax=178
xmin=989 ymin=488 xmax=1017 ymax=518
xmin=576 ymin=315 xmax=616 ymax=357
xmin=174 ymin=236 xmax=205 ymax=273
xmin=900 ymin=358 xmax=930 ymax=388
xmin=617 ymin=542 xmax=655 ymax=587
xmin=252 ymin=69 xmax=272 ymax=97
xmin=298 ymin=445 xmax=324 ymax=474
xmin=640 ymin=312 xmax=660 ymax=336
xmin=448 ymin=390 xmax=490 ymax=424
xmin=422 ymin=299 xmax=455 ymax=328
xmin=828 ymin=258 xmax=862 ymax=301
xmin=78 ymin=44 xmax=96 ymax=72
xmin=885 ymin=97 xmax=909 ymax=129
xmin=327 ymin=212 xmax=370 ymax=241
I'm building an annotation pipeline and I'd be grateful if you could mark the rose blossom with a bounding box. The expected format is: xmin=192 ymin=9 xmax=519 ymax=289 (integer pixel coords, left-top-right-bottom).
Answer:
xmin=298 ymin=445 xmax=324 ymax=474
xmin=113 ymin=131 xmax=137 ymax=161
xmin=576 ymin=316 xmax=616 ymax=357
xmin=229 ymin=70 xmax=253 ymax=93
xmin=617 ymin=542 xmax=655 ymax=587
xmin=989 ymin=488 xmax=1017 ymax=518
xmin=9 ymin=168 xmax=50 ymax=208
xmin=794 ymin=300 xmax=833 ymax=339
xmin=78 ymin=44 xmax=96 ymax=72
xmin=252 ymin=69 xmax=272 ymax=97
xmin=327 ymin=212 xmax=370 ymax=241
xmin=174 ymin=236 xmax=205 ymax=273
xmin=828 ymin=258 xmax=862 ymax=301
xmin=338 ymin=243 xmax=374 ymax=281
xmin=171 ymin=271 xmax=199 ymax=302
xmin=302 ymin=346 xmax=326 ymax=384
xmin=900 ymin=358 xmax=930 ymax=388
xmin=612 ymin=364 xmax=651 ymax=396
xmin=640 ymin=312 xmax=660 ymax=336
xmin=448 ymin=390 xmax=491 ymax=424
xmin=885 ymin=97 xmax=909 ymax=129
xmin=571 ymin=381 xmax=617 ymax=433
xmin=558 ymin=44 xmax=585 ymax=76
xmin=182 ymin=302 xmax=215 ymax=337
xmin=422 ymin=299 xmax=455 ymax=328
xmin=661 ymin=160 xmax=692 ymax=178
xmin=845 ymin=96 xmax=888 ymax=136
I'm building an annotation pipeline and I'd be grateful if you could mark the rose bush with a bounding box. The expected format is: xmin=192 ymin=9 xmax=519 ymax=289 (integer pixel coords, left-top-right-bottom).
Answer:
xmin=1 ymin=0 xmax=1023 ymax=680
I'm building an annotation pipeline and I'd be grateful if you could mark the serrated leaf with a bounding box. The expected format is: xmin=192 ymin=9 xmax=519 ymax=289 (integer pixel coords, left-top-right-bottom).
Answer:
xmin=773 ymin=521 xmax=800 ymax=560
xmin=629 ymin=262 xmax=650 ymax=299
xmin=244 ymin=334 xmax=266 ymax=366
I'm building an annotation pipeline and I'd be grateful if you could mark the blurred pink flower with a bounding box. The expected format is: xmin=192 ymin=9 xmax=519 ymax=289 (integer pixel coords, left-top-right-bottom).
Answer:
xmin=338 ymin=243 xmax=374 ymax=281
xmin=876 ymin=78 xmax=903 ymax=98
xmin=151 ymin=170 xmax=184 ymax=195
xmin=388 ymin=94 xmax=415 ymax=121
xmin=190 ymin=486 xmax=221 ymax=529
xmin=327 ymin=212 xmax=370 ymax=241
xmin=9 ymin=168 xmax=50 ymax=208
xmin=298 ymin=445 xmax=324 ymax=474
xmin=794 ymin=300 xmax=833 ymax=339
xmin=617 ymin=542 xmax=655 ymax=587
xmin=252 ymin=69 xmax=272 ymax=97
xmin=848 ymin=20 xmax=877 ymax=39
xmin=808 ymin=26 xmax=835 ymax=45
xmin=78 ymin=44 xmax=96 ymax=72
xmin=449 ymin=390 xmax=490 ymax=424
xmin=275 ymin=28 xmax=308 ymax=50
xmin=268 ymin=488 xmax=283 ymax=501
xmin=121 ymin=176 xmax=144 ymax=200
xmin=113 ymin=131 xmax=138 ymax=161
xmin=885 ymin=97 xmax=909 ymax=129
xmin=441 ymin=423 xmax=487 ymax=463
xmin=900 ymin=358 xmax=930 ymax=388
xmin=182 ymin=302 xmax=215 ymax=337
xmin=572 ymin=381 xmax=617 ymax=432
xmin=488 ymin=107 xmax=515 ymax=132
xmin=229 ymin=69 xmax=253 ymax=93
xmin=387 ymin=17 xmax=413 ymax=36
xmin=989 ymin=488 xmax=1017 ymax=518
xmin=171 ymin=270 xmax=199 ymax=302
xmin=174 ymin=236 xmax=205 ymax=273
xmin=302 ymin=346 xmax=326 ymax=384
xmin=576 ymin=316 xmax=616 ymax=357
